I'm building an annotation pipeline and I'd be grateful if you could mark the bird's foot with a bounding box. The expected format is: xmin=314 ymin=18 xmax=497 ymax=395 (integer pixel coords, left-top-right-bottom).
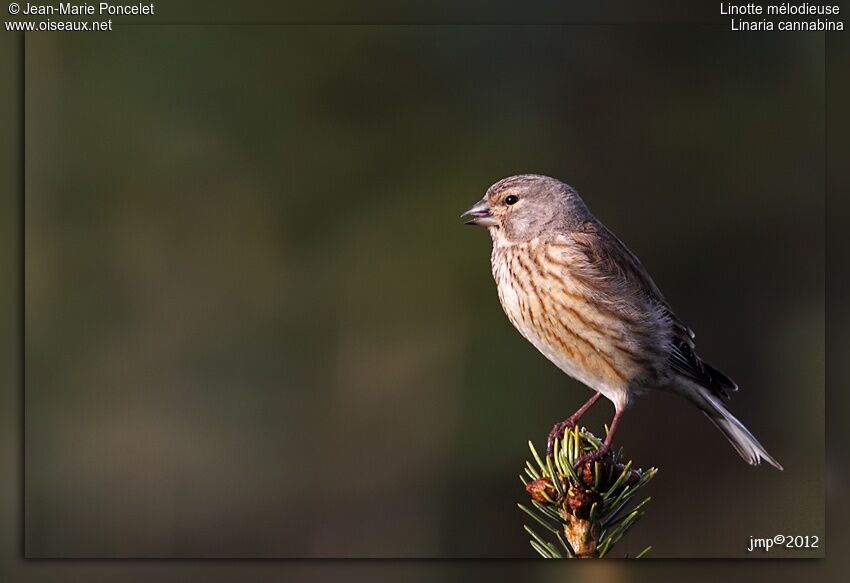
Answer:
xmin=547 ymin=418 xmax=576 ymax=457
xmin=573 ymin=443 xmax=610 ymax=470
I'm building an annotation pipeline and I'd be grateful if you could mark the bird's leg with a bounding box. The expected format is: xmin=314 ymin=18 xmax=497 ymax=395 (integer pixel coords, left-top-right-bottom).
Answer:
xmin=573 ymin=408 xmax=624 ymax=469
xmin=547 ymin=392 xmax=603 ymax=456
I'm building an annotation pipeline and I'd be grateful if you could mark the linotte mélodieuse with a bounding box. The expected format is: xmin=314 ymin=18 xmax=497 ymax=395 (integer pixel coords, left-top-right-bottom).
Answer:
xmin=721 ymin=2 xmax=843 ymax=30
xmin=721 ymin=2 xmax=840 ymax=14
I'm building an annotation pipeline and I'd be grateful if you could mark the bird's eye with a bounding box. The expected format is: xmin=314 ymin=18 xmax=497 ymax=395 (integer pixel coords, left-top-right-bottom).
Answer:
xmin=505 ymin=195 xmax=519 ymax=205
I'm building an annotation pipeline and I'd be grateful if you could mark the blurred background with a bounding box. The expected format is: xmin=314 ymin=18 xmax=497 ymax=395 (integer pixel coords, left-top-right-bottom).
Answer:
xmin=20 ymin=26 xmax=823 ymax=558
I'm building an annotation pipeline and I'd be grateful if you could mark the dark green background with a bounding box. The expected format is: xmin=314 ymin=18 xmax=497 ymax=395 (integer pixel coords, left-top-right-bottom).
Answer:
xmin=23 ymin=26 xmax=823 ymax=557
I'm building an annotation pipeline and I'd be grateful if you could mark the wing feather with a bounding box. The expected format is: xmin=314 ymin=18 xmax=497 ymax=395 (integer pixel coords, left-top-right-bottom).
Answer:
xmin=566 ymin=222 xmax=737 ymax=398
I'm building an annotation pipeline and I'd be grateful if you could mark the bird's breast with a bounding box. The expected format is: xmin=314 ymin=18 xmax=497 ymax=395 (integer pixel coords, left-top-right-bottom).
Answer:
xmin=491 ymin=241 xmax=649 ymax=402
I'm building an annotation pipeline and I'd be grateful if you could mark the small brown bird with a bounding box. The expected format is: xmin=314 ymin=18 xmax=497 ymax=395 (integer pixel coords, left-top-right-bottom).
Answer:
xmin=463 ymin=174 xmax=781 ymax=470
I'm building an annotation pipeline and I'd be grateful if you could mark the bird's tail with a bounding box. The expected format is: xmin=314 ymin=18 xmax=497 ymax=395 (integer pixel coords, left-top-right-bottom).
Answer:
xmin=675 ymin=380 xmax=783 ymax=470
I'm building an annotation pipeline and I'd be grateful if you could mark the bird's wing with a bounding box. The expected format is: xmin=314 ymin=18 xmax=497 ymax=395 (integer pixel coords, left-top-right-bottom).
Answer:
xmin=565 ymin=223 xmax=688 ymax=336
xmin=566 ymin=223 xmax=737 ymax=398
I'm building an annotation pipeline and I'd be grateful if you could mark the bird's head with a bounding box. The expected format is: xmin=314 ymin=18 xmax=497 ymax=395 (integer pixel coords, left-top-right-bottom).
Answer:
xmin=462 ymin=174 xmax=591 ymax=244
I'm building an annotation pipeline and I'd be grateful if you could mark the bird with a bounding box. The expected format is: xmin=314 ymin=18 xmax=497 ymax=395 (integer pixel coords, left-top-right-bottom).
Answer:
xmin=462 ymin=174 xmax=782 ymax=470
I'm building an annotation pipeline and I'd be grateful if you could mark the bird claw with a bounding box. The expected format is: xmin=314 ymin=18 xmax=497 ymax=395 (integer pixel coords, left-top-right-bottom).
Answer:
xmin=546 ymin=418 xmax=576 ymax=456
xmin=573 ymin=444 xmax=609 ymax=470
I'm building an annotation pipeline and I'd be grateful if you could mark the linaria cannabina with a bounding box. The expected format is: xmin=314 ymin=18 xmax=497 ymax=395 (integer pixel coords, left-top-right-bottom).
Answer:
xmin=463 ymin=174 xmax=781 ymax=470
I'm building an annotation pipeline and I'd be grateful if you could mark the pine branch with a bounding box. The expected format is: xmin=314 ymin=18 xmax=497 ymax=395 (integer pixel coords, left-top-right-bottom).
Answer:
xmin=518 ymin=425 xmax=657 ymax=558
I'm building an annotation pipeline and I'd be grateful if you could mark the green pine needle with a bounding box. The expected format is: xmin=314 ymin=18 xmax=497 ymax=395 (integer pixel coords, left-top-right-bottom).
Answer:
xmin=519 ymin=427 xmax=656 ymax=559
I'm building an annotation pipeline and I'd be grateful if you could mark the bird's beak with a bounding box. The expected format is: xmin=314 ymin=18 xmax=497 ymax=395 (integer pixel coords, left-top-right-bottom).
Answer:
xmin=461 ymin=199 xmax=497 ymax=227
